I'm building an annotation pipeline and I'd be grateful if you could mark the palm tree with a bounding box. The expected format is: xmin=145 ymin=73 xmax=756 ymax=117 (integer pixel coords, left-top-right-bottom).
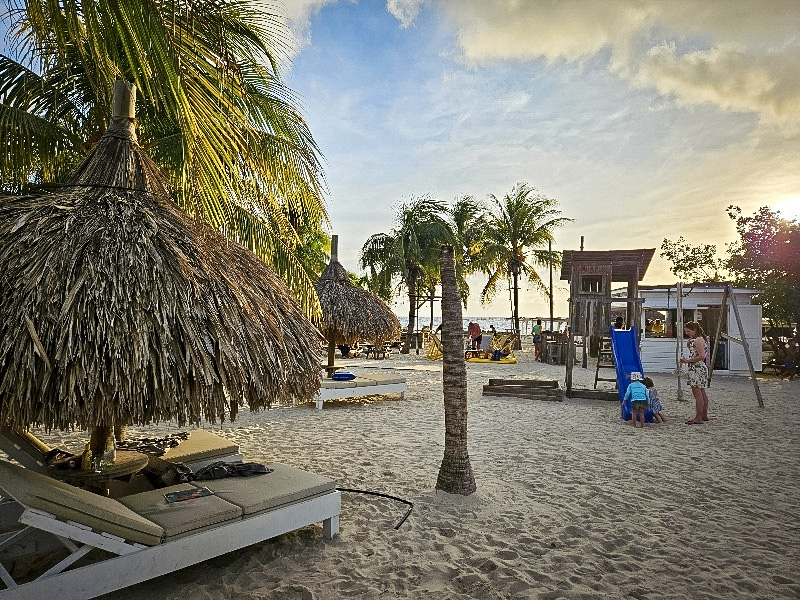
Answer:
xmin=0 ymin=0 xmax=326 ymax=315
xmin=436 ymin=244 xmax=476 ymax=495
xmin=413 ymin=196 xmax=485 ymax=329
xmin=448 ymin=194 xmax=488 ymax=307
xmin=479 ymin=182 xmax=571 ymax=337
xmin=361 ymin=196 xmax=452 ymax=353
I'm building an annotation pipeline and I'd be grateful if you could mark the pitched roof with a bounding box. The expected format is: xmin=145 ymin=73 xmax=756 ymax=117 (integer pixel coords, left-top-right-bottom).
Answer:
xmin=559 ymin=249 xmax=655 ymax=282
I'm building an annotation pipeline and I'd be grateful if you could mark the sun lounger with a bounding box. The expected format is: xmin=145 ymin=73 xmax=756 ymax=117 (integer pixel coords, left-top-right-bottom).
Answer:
xmin=426 ymin=334 xmax=443 ymax=360
xmin=0 ymin=427 xmax=60 ymax=475
xmin=0 ymin=427 xmax=242 ymax=475
xmin=158 ymin=429 xmax=243 ymax=468
xmin=316 ymin=373 xmax=407 ymax=409
xmin=0 ymin=460 xmax=340 ymax=600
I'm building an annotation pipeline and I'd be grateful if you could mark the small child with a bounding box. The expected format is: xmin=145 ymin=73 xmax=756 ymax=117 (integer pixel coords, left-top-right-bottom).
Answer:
xmin=623 ymin=372 xmax=649 ymax=428
xmin=643 ymin=376 xmax=665 ymax=423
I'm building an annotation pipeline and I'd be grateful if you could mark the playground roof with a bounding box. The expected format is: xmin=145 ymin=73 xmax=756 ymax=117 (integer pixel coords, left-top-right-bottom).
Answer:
xmin=559 ymin=249 xmax=655 ymax=282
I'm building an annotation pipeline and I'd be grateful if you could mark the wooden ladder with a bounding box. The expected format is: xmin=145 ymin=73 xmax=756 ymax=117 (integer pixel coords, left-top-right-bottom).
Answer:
xmin=594 ymin=336 xmax=617 ymax=389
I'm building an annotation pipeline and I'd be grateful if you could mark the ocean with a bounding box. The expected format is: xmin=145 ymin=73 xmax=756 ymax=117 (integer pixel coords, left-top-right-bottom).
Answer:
xmin=396 ymin=315 xmax=567 ymax=334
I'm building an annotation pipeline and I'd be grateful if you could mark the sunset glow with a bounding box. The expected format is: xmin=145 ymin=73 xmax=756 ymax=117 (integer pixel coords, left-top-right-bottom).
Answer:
xmin=771 ymin=197 xmax=800 ymax=222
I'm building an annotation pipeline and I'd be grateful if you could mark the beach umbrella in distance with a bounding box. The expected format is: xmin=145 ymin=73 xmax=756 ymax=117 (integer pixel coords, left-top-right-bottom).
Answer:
xmin=314 ymin=235 xmax=401 ymax=372
xmin=0 ymin=80 xmax=323 ymax=456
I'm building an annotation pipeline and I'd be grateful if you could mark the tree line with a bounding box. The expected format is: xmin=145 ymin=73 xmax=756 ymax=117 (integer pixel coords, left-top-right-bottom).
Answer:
xmin=661 ymin=205 xmax=800 ymax=360
xmin=359 ymin=184 xmax=571 ymax=353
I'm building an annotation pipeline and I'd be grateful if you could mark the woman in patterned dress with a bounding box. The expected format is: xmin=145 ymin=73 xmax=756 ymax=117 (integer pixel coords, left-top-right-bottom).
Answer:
xmin=680 ymin=321 xmax=710 ymax=425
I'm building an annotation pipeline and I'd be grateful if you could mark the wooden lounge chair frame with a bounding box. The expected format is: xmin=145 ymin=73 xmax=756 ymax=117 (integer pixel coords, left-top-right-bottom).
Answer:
xmin=426 ymin=334 xmax=443 ymax=361
xmin=0 ymin=460 xmax=340 ymax=600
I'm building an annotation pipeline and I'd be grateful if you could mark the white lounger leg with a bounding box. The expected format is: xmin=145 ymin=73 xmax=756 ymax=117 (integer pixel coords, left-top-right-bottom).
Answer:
xmin=323 ymin=514 xmax=339 ymax=539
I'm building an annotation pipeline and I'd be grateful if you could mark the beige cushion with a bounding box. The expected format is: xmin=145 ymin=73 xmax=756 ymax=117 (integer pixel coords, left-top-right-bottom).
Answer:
xmin=200 ymin=463 xmax=336 ymax=516
xmin=357 ymin=374 xmax=406 ymax=386
xmin=161 ymin=429 xmax=239 ymax=464
xmin=119 ymin=483 xmax=241 ymax=541
xmin=0 ymin=460 xmax=164 ymax=545
xmin=320 ymin=379 xmax=358 ymax=389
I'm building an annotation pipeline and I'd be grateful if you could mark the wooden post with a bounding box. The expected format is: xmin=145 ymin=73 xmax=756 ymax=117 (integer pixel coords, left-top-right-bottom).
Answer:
xmin=112 ymin=80 xmax=136 ymax=118
xmin=565 ymin=297 xmax=575 ymax=397
xmin=549 ymin=239 xmax=554 ymax=332
xmin=676 ymin=282 xmax=685 ymax=402
xmin=708 ymin=285 xmax=728 ymax=386
xmin=727 ymin=283 xmax=764 ymax=407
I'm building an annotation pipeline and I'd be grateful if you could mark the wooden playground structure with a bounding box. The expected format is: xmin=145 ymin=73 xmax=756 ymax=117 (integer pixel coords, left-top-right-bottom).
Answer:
xmin=561 ymin=248 xmax=655 ymax=399
xmin=560 ymin=248 xmax=763 ymax=406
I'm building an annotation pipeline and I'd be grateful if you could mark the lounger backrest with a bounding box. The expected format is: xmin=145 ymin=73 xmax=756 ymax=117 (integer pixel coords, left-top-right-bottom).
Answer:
xmin=0 ymin=427 xmax=51 ymax=473
xmin=0 ymin=460 xmax=164 ymax=545
xmin=160 ymin=429 xmax=240 ymax=464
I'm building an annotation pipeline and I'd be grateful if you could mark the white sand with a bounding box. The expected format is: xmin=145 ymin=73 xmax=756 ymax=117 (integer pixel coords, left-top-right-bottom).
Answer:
xmin=22 ymin=350 xmax=800 ymax=599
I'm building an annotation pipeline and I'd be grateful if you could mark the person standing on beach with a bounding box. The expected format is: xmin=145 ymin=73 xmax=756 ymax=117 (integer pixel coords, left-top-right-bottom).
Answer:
xmin=680 ymin=321 xmax=710 ymax=424
xmin=467 ymin=322 xmax=482 ymax=349
xmin=532 ymin=319 xmax=542 ymax=361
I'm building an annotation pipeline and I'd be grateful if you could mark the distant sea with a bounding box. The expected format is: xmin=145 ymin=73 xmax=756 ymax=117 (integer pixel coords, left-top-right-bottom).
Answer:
xmin=396 ymin=315 xmax=567 ymax=334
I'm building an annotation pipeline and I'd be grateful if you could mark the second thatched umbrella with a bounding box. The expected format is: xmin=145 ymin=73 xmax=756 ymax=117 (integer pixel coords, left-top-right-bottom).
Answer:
xmin=315 ymin=236 xmax=401 ymax=371
xmin=0 ymin=81 xmax=322 ymax=457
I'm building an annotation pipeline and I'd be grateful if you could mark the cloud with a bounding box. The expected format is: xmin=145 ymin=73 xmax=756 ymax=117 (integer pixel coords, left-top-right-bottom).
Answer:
xmin=635 ymin=43 xmax=800 ymax=128
xmin=433 ymin=0 xmax=800 ymax=128
xmin=277 ymin=0 xmax=339 ymax=53
xmin=386 ymin=0 xmax=426 ymax=28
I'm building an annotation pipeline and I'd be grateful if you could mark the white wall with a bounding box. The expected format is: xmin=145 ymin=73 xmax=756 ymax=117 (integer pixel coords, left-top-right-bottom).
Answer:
xmin=727 ymin=303 xmax=762 ymax=371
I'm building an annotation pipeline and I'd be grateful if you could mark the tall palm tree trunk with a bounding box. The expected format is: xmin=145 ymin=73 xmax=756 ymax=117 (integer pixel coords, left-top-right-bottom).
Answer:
xmin=436 ymin=245 xmax=476 ymax=495
xmin=512 ymin=268 xmax=521 ymax=342
xmin=402 ymin=277 xmax=417 ymax=354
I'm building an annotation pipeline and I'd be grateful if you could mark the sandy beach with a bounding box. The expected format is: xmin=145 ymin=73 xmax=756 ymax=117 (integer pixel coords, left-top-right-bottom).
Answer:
xmin=18 ymin=349 xmax=800 ymax=599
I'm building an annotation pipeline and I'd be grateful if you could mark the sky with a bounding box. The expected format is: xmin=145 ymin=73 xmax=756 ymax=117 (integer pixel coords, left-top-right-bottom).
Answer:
xmin=279 ymin=0 xmax=800 ymax=320
xmin=2 ymin=1 xmax=798 ymax=322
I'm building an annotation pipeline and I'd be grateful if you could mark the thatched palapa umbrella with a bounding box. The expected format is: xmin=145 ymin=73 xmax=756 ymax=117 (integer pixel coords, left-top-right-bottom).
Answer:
xmin=0 ymin=81 xmax=322 ymax=457
xmin=315 ymin=236 xmax=400 ymax=371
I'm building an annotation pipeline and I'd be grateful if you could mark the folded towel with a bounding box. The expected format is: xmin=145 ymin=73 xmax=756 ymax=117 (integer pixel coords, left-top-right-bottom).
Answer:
xmin=331 ymin=370 xmax=356 ymax=381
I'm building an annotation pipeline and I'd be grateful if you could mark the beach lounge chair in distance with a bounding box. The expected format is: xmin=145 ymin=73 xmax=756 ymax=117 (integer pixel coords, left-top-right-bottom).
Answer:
xmin=316 ymin=373 xmax=407 ymax=409
xmin=0 ymin=459 xmax=340 ymax=600
xmin=426 ymin=333 xmax=443 ymax=360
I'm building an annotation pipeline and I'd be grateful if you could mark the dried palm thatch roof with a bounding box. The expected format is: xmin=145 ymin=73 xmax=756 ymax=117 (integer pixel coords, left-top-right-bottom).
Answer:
xmin=0 ymin=81 xmax=322 ymax=432
xmin=314 ymin=236 xmax=400 ymax=346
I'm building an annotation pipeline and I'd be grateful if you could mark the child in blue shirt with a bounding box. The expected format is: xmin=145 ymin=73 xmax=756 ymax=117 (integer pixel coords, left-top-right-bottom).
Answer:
xmin=624 ymin=372 xmax=649 ymax=428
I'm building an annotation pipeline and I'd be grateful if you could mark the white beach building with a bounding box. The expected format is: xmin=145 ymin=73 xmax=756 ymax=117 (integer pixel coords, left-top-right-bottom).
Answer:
xmin=613 ymin=283 xmax=763 ymax=373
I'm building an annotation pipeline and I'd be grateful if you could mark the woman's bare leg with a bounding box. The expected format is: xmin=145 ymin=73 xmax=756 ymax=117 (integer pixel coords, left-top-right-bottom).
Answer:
xmin=686 ymin=387 xmax=704 ymax=423
xmin=701 ymin=389 xmax=709 ymax=421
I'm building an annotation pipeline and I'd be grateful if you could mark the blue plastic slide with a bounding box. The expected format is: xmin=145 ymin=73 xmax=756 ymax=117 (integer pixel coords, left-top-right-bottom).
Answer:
xmin=609 ymin=327 xmax=652 ymax=421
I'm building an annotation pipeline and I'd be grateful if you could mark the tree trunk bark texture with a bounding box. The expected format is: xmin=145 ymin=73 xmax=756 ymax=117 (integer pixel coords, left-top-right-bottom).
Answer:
xmin=436 ymin=245 xmax=476 ymax=495
xmin=402 ymin=278 xmax=417 ymax=354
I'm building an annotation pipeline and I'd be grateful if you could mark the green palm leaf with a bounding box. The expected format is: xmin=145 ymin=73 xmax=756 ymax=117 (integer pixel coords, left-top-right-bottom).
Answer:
xmin=2 ymin=0 xmax=326 ymax=317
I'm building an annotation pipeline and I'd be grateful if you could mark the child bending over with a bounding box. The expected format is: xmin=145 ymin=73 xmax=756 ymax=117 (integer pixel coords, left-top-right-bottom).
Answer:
xmin=624 ymin=372 xmax=649 ymax=428
xmin=642 ymin=376 xmax=665 ymax=423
